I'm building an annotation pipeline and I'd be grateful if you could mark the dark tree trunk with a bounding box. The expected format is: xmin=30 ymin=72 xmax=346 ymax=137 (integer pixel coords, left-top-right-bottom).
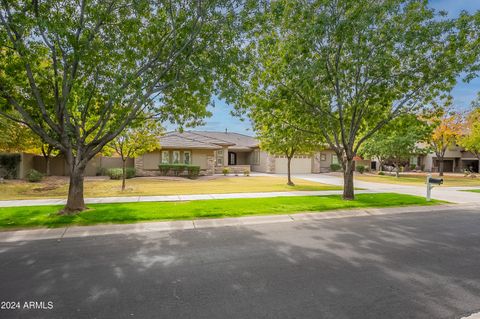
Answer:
xmin=122 ymin=159 xmax=127 ymax=191
xmin=287 ymin=156 xmax=294 ymax=186
xmin=45 ymin=156 xmax=50 ymax=176
xmin=343 ymin=157 xmax=355 ymax=200
xmin=63 ymin=165 xmax=86 ymax=214
xmin=395 ymin=159 xmax=400 ymax=178
xmin=439 ymin=159 xmax=444 ymax=177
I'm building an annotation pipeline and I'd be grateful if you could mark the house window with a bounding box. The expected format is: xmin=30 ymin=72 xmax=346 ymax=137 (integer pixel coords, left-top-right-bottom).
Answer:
xmin=217 ymin=158 xmax=223 ymax=165
xmin=183 ymin=151 xmax=191 ymax=165
xmin=332 ymin=155 xmax=339 ymax=165
xmin=217 ymin=149 xmax=223 ymax=156
xmin=320 ymin=153 xmax=326 ymax=161
xmin=252 ymin=149 xmax=260 ymax=165
xmin=161 ymin=151 xmax=169 ymax=164
xmin=172 ymin=151 xmax=180 ymax=164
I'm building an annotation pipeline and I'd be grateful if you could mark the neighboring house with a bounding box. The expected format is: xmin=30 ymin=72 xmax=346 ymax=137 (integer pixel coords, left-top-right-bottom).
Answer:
xmin=135 ymin=131 xmax=371 ymax=176
xmin=411 ymin=146 xmax=479 ymax=173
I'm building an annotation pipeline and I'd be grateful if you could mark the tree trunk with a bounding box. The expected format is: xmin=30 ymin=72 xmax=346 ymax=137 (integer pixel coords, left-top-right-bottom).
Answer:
xmin=439 ymin=159 xmax=444 ymax=177
xmin=287 ymin=156 xmax=294 ymax=186
xmin=62 ymin=165 xmax=86 ymax=214
xmin=343 ymin=158 xmax=355 ymax=200
xmin=122 ymin=159 xmax=127 ymax=191
xmin=45 ymin=156 xmax=50 ymax=176
xmin=395 ymin=160 xmax=400 ymax=178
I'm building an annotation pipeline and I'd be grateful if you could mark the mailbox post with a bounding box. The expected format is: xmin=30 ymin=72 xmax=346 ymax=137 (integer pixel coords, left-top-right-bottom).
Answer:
xmin=426 ymin=174 xmax=443 ymax=201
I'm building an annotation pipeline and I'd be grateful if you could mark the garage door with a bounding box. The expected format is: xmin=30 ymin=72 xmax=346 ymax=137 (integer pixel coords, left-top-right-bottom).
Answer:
xmin=275 ymin=157 xmax=312 ymax=174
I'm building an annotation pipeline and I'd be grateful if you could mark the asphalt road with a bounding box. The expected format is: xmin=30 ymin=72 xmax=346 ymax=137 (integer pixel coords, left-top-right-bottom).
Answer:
xmin=1 ymin=209 xmax=480 ymax=319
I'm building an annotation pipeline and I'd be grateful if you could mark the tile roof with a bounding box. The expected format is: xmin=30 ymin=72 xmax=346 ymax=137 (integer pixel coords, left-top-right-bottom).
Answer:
xmin=159 ymin=131 xmax=259 ymax=150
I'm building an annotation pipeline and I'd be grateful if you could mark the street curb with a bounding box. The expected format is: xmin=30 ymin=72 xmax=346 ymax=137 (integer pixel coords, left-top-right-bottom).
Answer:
xmin=0 ymin=203 xmax=478 ymax=243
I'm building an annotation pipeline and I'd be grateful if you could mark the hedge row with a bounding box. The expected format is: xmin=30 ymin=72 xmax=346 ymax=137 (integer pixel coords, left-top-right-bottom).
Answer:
xmin=107 ymin=168 xmax=136 ymax=180
xmin=158 ymin=164 xmax=200 ymax=178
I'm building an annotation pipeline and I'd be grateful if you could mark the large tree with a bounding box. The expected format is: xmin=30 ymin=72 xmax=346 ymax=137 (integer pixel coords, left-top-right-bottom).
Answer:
xmin=360 ymin=114 xmax=431 ymax=177
xmin=226 ymin=0 xmax=466 ymax=199
xmin=0 ymin=0 xmax=239 ymax=213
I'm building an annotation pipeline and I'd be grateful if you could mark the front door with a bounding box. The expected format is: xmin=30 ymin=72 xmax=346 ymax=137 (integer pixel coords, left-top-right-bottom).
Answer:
xmin=228 ymin=152 xmax=237 ymax=165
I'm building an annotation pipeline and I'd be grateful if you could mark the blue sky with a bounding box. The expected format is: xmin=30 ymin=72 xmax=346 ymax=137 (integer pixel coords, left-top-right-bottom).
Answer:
xmin=167 ymin=1 xmax=480 ymax=136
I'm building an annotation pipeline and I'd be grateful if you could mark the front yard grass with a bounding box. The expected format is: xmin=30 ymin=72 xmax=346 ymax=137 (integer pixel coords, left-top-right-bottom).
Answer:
xmin=461 ymin=189 xmax=480 ymax=193
xmin=0 ymin=176 xmax=341 ymax=200
xmin=0 ymin=193 xmax=443 ymax=229
xmin=355 ymin=173 xmax=480 ymax=187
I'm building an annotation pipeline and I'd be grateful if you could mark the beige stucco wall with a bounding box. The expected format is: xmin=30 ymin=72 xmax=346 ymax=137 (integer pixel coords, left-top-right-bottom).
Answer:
xmin=251 ymin=150 xmax=268 ymax=172
xmin=19 ymin=153 xmax=35 ymax=179
xmin=192 ymin=150 xmax=213 ymax=169
xmin=317 ymin=150 xmax=337 ymax=172
xmin=274 ymin=156 xmax=312 ymax=174
xmin=142 ymin=151 xmax=161 ymax=170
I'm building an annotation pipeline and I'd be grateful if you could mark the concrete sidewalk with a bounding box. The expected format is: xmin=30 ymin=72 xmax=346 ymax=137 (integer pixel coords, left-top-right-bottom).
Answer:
xmin=0 ymin=189 xmax=378 ymax=207
xmin=1 ymin=202 xmax=478 ymax=243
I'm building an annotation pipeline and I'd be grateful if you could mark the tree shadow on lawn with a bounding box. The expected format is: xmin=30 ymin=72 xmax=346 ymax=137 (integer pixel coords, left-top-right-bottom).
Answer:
xmin=1 ymin=210 xmax=480 ymax=318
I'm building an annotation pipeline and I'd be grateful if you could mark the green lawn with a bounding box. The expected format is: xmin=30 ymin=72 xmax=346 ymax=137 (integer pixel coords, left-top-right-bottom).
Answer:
xmin=462 ymin=189 xmax=480 ymax=193
xmin=0 ymin=193 xmax=443 ymax=230
xmin=355 ymin=173 xmax=480 ymax=187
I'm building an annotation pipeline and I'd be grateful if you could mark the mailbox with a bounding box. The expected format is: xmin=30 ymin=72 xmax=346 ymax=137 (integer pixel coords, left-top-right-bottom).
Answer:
xmin=428 ymin=177 xmax=443 ymax=185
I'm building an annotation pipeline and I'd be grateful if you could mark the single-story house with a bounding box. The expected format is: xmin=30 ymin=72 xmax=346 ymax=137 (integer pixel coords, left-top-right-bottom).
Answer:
xmin=135 ymin=130 xmax=372 ymax=176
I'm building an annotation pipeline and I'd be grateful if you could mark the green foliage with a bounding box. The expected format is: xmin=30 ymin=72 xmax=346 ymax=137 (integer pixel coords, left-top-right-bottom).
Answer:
xmin=26 ymin=169 xmax=43 ymax=182
xmin=107 ymin=168 xmax=135 ymax=180
xmin=378 ymin=171 xmax=385 ymax=176
xmin=360 ymin=115 xmax=432 ymax=167
xmin=243 ymin=169 xmax=250 ymax=176
xmin=330 ymin=164 xmax=341 ymax=172
xmin=158 ymin=164 xmax=200 ymax=178
xmin=458 ymin=107 xmax=480 ymax=159
xmin=0 ymin=153 xmax=21 ymax=179
xmin=225 ymin=0 xmax=467 ymax=198
xmin=0 ymin=0 xmax=241 ymax=210
xmin=0 ymin=115 xmax=40 ymax=153
xmin=222 ymin=167 xmax=230 ymax=175
xmin=356 ymin=165 xmax=366 ymax=174
xmin=410 ymin=164 xmax=417 ymax=171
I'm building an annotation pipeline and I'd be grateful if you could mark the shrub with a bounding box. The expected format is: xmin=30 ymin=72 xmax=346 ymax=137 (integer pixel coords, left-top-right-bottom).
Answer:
xmin=107 ymin=168 xmax=123 ymax=180
xmin=222 ymin=167 xmax=230 ymax=175
xmin=106 ymin=167 xmax=136 ymax=179
xmin=409 ymin=164 xmax=416 ymax=171
xmin=330 ymin=163 xmax=341 ymax=172
xmin=187 ymin=166 xmax=200 ymax=179
xmin=126 ymin=167 xmax=136 ymax=178
xmin=159 ymin=164 xmax=199 ymax=177
xmin=356 ymin=165 xmax=365 ymax=174
xmin=378 ymin=171 xmax=385 ymax=175
xmin=243 ymin=169 xmax=250 ymax=176
xmin=26 ymin=169 xmax=43 ymax=182
xmin=0 ymin=153 xmax=21 ymax=179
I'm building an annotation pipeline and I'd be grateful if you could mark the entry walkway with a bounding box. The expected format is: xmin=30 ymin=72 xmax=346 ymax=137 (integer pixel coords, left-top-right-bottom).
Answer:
xmin=292 ymin=173 xmax=480 ymax=204
xmin=0 ymin=189 xmax=377 ymax=208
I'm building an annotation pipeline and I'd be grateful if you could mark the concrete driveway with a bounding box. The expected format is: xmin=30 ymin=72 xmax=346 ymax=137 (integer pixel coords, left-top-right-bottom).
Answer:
xmin=291 ymin=173 xmax=480 ymax=204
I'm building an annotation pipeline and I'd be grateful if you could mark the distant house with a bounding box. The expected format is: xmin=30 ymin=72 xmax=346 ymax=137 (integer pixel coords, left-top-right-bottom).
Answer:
xmin=411 ymin=146 xmax=479 ymax=173
xmin=135 ymin=130 xmax=371 ymax=176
